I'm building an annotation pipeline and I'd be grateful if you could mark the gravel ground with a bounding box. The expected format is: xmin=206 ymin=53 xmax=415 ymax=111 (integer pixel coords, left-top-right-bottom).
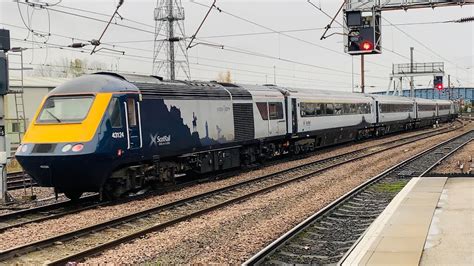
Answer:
xmin=0 ymin=125 xmax=457 ymax=249
xmin=0 ymin=125 xmax=451 ymax=217
xmin=84 ymin=124 xmax=473 ymax=264
xmin=431 ymin=140 xmax=474 ymax=174
xmin=0 ymin=188 xmax=68 ymax=215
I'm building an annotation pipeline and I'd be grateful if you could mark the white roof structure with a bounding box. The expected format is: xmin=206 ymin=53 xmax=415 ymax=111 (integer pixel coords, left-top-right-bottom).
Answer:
xmin=9 ymin=76 xmax=70 ymax=89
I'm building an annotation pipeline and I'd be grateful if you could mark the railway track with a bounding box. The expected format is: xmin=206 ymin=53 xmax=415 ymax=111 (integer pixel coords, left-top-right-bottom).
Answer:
xmin=0 ymin=124 xmax=466 ymax=264
xmin=244 ymin=130 xmax=473 ymax=265
xmin=0 ymin=124 xmax=458 ymax=233
xmin=6 ymin=172 xmax=36 ymax=190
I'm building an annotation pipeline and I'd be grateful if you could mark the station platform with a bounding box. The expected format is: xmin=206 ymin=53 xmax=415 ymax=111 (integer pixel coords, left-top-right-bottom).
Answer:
xmin=342 ymin=176 xmax=473 ymax=266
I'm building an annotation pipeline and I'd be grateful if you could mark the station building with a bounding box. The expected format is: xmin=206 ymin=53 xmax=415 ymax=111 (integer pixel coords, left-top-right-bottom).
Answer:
xmin=7 ymin=76 xmax=69 ymax=150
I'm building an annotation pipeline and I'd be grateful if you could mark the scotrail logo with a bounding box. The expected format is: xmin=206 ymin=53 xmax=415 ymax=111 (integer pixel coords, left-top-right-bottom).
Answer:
xmin=150 ymin=134 xmax=171 ymax=147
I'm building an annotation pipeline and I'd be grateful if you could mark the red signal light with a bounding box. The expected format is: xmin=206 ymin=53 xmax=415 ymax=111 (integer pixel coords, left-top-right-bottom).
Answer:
xmin=72 ymin=144 xmax=84 ymax=152
xmin=361 ymin=41 xmax=373 ymax=51
xmin=436 ymin=84 xmax=443 ymax=91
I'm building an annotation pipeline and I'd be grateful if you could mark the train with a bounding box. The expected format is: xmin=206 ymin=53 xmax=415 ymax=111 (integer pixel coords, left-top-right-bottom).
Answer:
xmin=15 ymin=72 xmax=457 ymax=200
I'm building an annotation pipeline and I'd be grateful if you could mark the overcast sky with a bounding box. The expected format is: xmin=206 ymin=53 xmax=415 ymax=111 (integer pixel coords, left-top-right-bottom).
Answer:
xmin=1 ymin=0 xmax=473 ymax=92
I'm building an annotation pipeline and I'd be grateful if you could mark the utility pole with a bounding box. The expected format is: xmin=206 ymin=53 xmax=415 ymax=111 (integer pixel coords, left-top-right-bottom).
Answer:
xmin=448 ymin=74 xmax=451 ymax=100
xmin=410 ymin=47 xmax=415 ymax=98
xmin=153 ymin=0 xmax=190 ymax=80
xmin=273 ymin=65 xmax=276 ymax=84
xmin=360 ymin=55 xmax=365 ymax=93
xmin=0 ymin=29 xmax=10 ymax=203
xmin=351 ymin=56 xmax=354 ymax=93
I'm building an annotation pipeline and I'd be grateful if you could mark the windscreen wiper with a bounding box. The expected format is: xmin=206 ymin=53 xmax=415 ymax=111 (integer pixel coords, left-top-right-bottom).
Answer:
xmin=46 ymin=110 xmax=62 ymax=123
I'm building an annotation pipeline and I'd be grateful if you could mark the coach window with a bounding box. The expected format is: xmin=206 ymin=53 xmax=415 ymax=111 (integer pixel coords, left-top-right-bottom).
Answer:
xmin=343 ymin=104 xmax=351 ymax=115
xmin=126 ymin=98 xmax=137 ymax=126
xmin=325 ymin=103 xmax=334 ymax=115
xmin=269 ymin=102 xmax=284 ymax=120
xmin=334 ymin=103 xmax=343 ymax=115
xmin=301 ymin=103 xmax=315 ymax=117
xmin=108 ymin=98 xmax=122 ymax=128
xmin=364 ymin=103 xmax=371 ymax=114
xmin=315 ymin=103 xmax=324 ymax=115
xmin=257 ymin=102 xmax=269 ymax=120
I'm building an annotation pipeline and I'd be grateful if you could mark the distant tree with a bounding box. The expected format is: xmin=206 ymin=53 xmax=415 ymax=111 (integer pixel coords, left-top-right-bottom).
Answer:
xmin=69 ymin=58 xmax=86 ymax=77
xmin=33 ymin=57 xmax=107 ymax=78
xmin=34 ymin=64 xmax=55 ymax=77
xmin=217 ymin=70 xmax=232 ymax=83
xmin=89 ymin=61 xmax=107 ymax=72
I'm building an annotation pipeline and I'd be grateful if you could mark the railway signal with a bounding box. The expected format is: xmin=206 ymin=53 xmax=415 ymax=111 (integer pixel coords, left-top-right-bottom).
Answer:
xmin=434 ymin=76 xmax=444 ymax=91
xmin=343 ymin=1 xmax=474 ymax=55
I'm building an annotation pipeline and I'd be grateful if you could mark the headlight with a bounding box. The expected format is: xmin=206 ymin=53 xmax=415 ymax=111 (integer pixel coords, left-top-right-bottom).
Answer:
xmin=21 ymin=144 xmax=28 ymax=153
xmin=61 ymin=144 xmax=72 ymax=152
xmin=16 ymin=145 xmax=22 ymax=153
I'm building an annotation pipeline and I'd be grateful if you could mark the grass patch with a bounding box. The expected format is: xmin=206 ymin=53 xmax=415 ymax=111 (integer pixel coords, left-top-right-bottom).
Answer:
xmin=371 ymin=180 xmax=408 ymax=193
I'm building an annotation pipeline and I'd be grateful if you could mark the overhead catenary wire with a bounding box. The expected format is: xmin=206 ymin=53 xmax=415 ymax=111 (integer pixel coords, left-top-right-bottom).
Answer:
xmin=12 ymin=1 xmax=425 ymax=72
xmin=3 ymin=22 xmax=390 ymax=81
xmin=8 ymin=37 xmax=386 ymax=88
xmin=9 ymin=2 xmax=471 ymax=86
xmin=382 ymin=17 xmax=470 ymax=74
xmin=12 ymin=3 xmax=392 ymax=72
xmin=89 ymin=0 xmax=125 ymax=55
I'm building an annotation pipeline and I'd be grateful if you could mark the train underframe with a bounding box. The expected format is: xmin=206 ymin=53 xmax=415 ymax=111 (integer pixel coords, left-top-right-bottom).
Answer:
xmin=99 ymin=116 xmax=453 ymax=200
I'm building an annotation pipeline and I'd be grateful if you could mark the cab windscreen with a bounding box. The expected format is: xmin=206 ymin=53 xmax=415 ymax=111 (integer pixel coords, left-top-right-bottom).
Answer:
xmin=37 ymin=95 xmax=95 ymax=123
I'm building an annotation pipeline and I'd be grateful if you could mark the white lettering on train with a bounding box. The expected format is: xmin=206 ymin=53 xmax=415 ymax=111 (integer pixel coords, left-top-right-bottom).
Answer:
xmin=112 ymin=132 xmax=125 ymax=139
xmin=150 ymin=134 xmax=171 ymax=147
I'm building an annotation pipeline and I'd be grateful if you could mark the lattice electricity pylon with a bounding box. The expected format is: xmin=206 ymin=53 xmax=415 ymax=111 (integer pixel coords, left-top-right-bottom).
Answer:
xmin=153 ymin=0 xmax=190 ymax=80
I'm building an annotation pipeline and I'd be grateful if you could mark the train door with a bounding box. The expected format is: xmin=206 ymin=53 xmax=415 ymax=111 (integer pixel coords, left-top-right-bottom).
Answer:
xmin=415 ymin=102 xmax=419 ymax=120
xmin=291 ymin=98 xmax=298 ymax=134
xmin=124 ymin=95 xmax=142 ymax=150
xmin=268 ymin=101 xmax=285 ymax=136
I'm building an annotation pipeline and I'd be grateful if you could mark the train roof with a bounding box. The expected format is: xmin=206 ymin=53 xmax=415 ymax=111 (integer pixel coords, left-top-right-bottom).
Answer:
xmin=47 ymin=73 xmax=454 ymax=106
xmin=271 ymin=86 xmax=371 ymax=100
xmin=433 ymin=99 xmax=453 ymax=105
xmin=49 ymin=73 xmax=139 ymax=95
xmin=366 ymin=93 xmax=416 ymax=103
xmin=415 ymin=97 xmax=437 ymax=104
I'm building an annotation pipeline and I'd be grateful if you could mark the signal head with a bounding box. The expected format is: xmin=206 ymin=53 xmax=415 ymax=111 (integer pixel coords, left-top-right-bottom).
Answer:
xmin=361 ymin=40 xmax=373 ymax=51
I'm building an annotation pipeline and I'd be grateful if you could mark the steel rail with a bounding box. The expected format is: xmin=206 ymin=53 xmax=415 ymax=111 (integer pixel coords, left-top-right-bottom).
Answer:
xmin=0 ymin=125 xmax=463 ymax=264
xmin=0 ymin=124 xmax=457 ymax=233
xmin=244 ymin=129 xmax=472 ymax=265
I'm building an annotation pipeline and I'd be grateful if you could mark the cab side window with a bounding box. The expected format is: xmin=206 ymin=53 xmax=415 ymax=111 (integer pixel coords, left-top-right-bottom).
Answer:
xmin=256 ymin=102 xmax=269 ymax=120
xmin=108 ymin=98 xmax=122 ymax=128
xmin=126 ymin=98 xmax=137 ymax=127
xmin=269 ymin=102 xmax=284 ymax=120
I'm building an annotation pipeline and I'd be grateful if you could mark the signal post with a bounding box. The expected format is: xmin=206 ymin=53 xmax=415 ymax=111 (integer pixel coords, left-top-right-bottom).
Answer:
xmin=0 ymin=29 xmax=9 ymax=203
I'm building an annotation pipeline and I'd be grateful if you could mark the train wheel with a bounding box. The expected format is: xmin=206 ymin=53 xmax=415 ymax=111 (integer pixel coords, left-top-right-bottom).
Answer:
xmin=64 ymin=191 xmax=83 ymax=201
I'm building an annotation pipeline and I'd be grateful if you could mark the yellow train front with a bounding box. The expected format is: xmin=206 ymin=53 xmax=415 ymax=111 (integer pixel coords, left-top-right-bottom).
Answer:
xmin=15 ymin=73 xmax=140 ymax=200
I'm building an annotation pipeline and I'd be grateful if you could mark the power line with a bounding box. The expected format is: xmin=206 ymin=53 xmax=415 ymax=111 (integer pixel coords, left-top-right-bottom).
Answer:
xmin=191 ymin=38 xmax=389 ymax=80
xmin=4 ymin=23 xmax=390 ymax=81
xmin=16 ymin=0 xmax=158 ymax=35
xmin=54 ymin=2 xmax=155 ymax=29
xmin=12 ymin=2 xmax=395 ymax=73
xmin=8 ymin=38 xmax=375 ymax=86
xmin=383 ymin=17 xmax=469 ymax=73
xmin=190 ymin=1 xmax=411 ymax=70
